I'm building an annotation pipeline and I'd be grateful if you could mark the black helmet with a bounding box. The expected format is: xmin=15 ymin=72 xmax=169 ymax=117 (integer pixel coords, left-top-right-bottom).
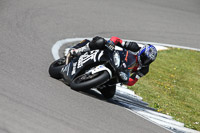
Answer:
xmin=138 ymin=44 xmax=157 ymax=67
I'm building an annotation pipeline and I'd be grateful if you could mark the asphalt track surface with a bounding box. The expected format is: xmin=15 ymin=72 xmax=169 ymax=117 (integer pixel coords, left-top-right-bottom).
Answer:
xmin=0 ymin=0 xmax=200 ymax=132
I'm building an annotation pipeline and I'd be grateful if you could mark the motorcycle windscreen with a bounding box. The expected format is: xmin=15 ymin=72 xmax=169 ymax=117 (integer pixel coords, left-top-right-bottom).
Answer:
xmin=125 ymin=51 xmax=137 ymax=70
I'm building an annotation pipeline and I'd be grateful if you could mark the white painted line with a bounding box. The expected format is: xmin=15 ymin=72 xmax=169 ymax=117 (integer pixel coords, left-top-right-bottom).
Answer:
xmin=126 ymin=107 xmax=199 ymax=133
xmin=51 ymin=37 xmax=199 ymax=133
xmin=122 ymin=39 xmax=200 ymax=52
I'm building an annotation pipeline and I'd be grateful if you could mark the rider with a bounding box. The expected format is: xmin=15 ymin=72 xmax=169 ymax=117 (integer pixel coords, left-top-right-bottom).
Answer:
xmin=65 ymin=36 xmax=157 ymax=86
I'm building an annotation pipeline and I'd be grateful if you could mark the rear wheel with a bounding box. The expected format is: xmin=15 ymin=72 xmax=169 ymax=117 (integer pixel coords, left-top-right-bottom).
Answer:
xmin=98 ymin=85 xmax=116 ymax=99
xmin=49 ymin=57 xmax=65 ymax=79
xmin=70 ymin=71 xmax=110 ymax=91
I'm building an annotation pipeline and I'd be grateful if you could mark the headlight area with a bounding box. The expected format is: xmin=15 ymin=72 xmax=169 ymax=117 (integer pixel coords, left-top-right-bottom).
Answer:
xmin=113 ymin=51 xmax=120 ymax=67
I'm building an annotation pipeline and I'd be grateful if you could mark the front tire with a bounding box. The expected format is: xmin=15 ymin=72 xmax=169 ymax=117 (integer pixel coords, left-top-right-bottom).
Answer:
xmin=49 ymin=57 xmax=65 ymax=79
xmin=70 ymin=71 xmax=110 ymax=91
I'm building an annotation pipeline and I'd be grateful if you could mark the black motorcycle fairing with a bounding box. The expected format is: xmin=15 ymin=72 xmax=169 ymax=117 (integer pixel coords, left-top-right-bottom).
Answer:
xmin=61 ymin=50 xmax=109 ymax=83
xmin=49 ymin=46 xmax=138 ymax=98
xmin=61 ymin=47 xmax=137 ymax=87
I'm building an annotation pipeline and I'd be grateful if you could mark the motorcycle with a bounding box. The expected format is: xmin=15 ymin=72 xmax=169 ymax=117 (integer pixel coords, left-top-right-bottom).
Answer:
xmin=49 ymin=44 xmax=136 ymax=98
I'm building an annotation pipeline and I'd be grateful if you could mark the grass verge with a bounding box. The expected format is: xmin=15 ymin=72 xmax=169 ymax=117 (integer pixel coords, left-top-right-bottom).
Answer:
xmin=128 ymin=48 xmax=200 ymax=131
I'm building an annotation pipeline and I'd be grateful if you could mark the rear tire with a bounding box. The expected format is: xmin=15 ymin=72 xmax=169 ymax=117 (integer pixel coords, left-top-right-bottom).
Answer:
xmin=49 ymin=57 xmax=65 ymax=79
xmin=70 ymin=71 xmax=110 ymax=91
xmin=99 ymin=85 xmax=116 ymax=99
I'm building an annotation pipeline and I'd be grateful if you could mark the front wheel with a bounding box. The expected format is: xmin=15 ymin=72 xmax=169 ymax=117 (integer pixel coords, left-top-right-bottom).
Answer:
xmin=70 ymin=71 xmax=110 ymax=91
xmin=49 ymin=57 xmax=66 ymax=79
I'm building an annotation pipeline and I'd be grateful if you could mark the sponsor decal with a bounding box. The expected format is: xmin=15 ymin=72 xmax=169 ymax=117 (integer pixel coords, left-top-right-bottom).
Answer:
xmin=71 ymin=62 xmax=77 ymax=75
xmin=98 ymin=51 xmax=104 ymax=61
xmin=77 ymin=50 xmax=99 ymax=68
xmin=61 ymin=64 xmax=70 ymax=75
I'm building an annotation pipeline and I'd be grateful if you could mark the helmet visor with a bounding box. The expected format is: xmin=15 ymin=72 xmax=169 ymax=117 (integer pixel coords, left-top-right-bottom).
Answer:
xmin=126 ymin=51 xmax=136 ymax=69
xmin=140 ymin=52 xmax=152 ymax=66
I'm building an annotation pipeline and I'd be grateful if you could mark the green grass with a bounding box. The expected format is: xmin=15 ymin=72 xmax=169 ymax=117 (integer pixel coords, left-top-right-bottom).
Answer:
xmin=129 ymin=48 xmax=200 ymax=131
